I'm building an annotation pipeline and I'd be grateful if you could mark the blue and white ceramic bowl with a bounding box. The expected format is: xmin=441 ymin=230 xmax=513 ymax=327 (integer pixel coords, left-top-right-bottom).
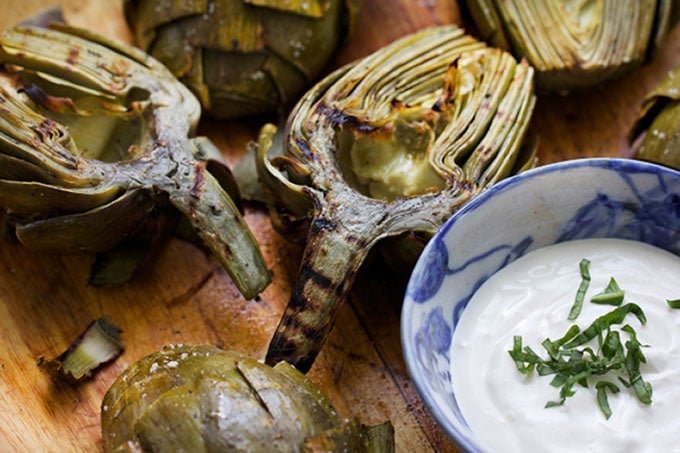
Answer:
xmin=401 ymin=158 xmax=680 ymax=452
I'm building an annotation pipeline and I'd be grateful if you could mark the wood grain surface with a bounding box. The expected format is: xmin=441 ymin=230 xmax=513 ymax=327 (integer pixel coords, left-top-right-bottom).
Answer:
xmin=1 ymin=1 xmax=679 ymax=452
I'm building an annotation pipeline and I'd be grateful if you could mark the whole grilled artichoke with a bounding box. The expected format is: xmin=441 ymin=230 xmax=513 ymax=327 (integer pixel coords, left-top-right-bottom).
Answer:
xmin=101 ymin=345 xmax=394 ymax=452
xmin=256 ymin=25 xmax=537 ymax=372
xmin=629 ymin=64 xmax=680 ymax=168
xmin=460 ymin=0 xmax=680 ymax=91
xmin=124 ymin=0 xmax=358 ymax=119
xmin=0 ymin=24 xmax=269 ymax=299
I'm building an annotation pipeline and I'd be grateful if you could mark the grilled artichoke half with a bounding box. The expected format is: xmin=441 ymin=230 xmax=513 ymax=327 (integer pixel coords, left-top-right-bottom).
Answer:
xmin=256 ymin=25 xmax=537 ymax=372
xmin=629 ymin=65 xmax=680 ymax=168
xmin=460 ymin=0 xmax=680 ymax=91
xmin=101 ymin=345 xmax=394 ymax=452
xmin=124 ymin=0 xmax=358 ymax=119
xmin=0 ymin=25 xmax=269 ymax=299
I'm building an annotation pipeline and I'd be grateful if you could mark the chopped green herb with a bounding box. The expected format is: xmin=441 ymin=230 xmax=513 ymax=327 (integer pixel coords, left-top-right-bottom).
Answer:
xmin=561 ymin=303 xmax=646 ymax=349
xmin=509 ymin=260 xmax=655 ymax=419
xmin=591 ymin=277 xmax=625 ymax=306
xmin=567 ymin=258 xmax=591 ymax=320
xmin=667 ymin=299 xmax=680 ymax=309
xmin=595 ymin=381 xmax=620 ymax=419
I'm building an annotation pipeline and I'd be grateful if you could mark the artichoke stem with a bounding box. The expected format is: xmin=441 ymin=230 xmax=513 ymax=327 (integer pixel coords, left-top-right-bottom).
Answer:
xmin=266 ymin=207 xmax=379 ymax=372
xmin=170 ymin=166 xmax=270 ymax=300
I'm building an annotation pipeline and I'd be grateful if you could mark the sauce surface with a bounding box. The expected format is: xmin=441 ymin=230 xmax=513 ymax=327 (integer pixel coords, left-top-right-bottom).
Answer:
xmin=450 ymin=238 xmax=680 ymax=453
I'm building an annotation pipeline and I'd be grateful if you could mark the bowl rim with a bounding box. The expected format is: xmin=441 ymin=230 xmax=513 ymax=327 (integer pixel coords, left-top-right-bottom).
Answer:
xmin=400 ymin=157 xmax=680 ymax=451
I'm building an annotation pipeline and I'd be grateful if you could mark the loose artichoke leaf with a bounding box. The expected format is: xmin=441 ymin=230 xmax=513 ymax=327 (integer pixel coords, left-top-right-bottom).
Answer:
xmin=38 ymin=316 xmax=123 ymax=382
xmin=89 ymin=242 xmax=152 ymax=287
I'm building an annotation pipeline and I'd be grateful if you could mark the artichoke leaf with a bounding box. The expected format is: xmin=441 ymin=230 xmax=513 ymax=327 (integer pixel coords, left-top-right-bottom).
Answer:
xmin=14 ymin=189 xmax=154 ymax=254
xmin=134 ymin=385 xmax=207 ymax=453
xmin=0 ymin=179 xmax=121 ymax=217
xmin=246 ymin=0 xmax=329 ymax=18
xmin=260 ymin=25 xmax=536 ymax=372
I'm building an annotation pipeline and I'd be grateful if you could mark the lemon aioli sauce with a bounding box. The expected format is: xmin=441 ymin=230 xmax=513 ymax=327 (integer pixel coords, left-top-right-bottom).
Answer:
xmin=450 ymin=238 xmax=680 ymax=453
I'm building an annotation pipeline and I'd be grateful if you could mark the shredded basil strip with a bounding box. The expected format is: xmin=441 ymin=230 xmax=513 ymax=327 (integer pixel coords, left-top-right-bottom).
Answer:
xmin=591 ymin=277 xmax=625 ymax=306
xmin=596 ymin=381 xmax=620 ymax=419
xmin=509 ymin=304 xmax=651 ymax=418
xmin=568 ymin=258 xmax=591 ymax=320
xmin=562 ymin=303 xmax=646 ymax=349
xmin=667 ymin=299 xmax=680 ymax=309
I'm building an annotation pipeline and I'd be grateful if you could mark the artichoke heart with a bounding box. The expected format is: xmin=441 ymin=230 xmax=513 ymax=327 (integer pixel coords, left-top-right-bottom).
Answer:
xmin=0 ymin=24 xmax=269 ymax=299
xmin=124 ymin=0 xmax=358 ymax=119
xmin=256 ymin=25 xmax=537 ymax=372
xmin=630 ymin=64 xmax=680 ymax=168
xmin=101 ymin=345 xmax=394 ymax=452
xmin=460 ymin=0 xmax=680 ymax=91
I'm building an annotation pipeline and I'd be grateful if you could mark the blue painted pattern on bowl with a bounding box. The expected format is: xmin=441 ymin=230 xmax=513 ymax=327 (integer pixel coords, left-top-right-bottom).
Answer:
xmin=401 ymin=158 xmax=680 ymax=452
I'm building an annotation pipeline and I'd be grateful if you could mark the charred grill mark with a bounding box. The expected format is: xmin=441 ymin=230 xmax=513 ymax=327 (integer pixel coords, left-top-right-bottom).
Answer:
xmin=265 ymin=334 xmax=297 ymax=364
xmin=310 ymin=217 xmax=336 ymax=233
xmin=315 ymin=102 xmax=389 ymax=136
xmin=295 ymin=137 xmax=313 ymax=159
xmin=190 ymin=164 xmax=204 ymax=201
xmin=294 ymin=354 xmax=316 ymax=373
xmin=20 ymin=84 xmax=78 ymax=114
xmin=66 ymin=47 xmax=80 ymax=66
xmin=35 ymin=118 xmax=58 ymax=141
xmin=289 ymin=266 xmax=335 ymax=310
xmin=300 ymin=266 xmax=334 ymax=292
xmin=433 ymin=57 xmax=459 ymax=111
xmin=266 ymin=324 xmax=326 ymax=372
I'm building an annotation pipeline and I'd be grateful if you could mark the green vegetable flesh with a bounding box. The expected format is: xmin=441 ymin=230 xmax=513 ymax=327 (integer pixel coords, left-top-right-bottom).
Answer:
xmin=567 ymin=258 xmax=591 ymax=320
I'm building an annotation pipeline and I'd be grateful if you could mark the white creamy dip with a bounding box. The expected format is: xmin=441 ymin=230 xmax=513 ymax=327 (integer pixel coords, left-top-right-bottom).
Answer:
xmin=450 ymin=238 xmax=680 ymax=453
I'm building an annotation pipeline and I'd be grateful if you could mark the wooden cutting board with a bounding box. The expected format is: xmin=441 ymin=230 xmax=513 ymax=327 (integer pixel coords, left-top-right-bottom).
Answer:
xmin=1 ymin=1 xmax=680 ymax=451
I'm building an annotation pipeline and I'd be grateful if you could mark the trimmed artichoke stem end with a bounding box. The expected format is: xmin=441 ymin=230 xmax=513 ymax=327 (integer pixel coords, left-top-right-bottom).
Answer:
xmin=265 ymin=213 xmax=376 ymax=372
